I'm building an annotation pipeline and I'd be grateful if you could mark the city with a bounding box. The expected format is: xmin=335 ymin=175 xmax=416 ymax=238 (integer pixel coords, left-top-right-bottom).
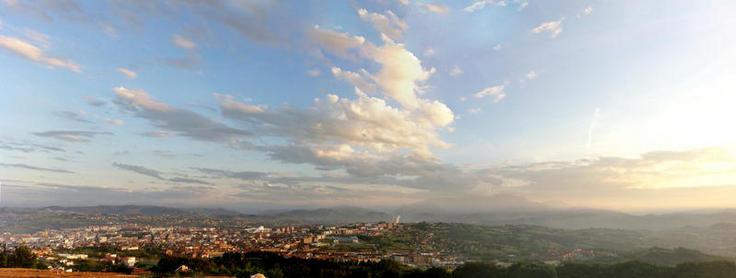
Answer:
xmin=2 ymin=0 xmax=736 ymax=277
xmin=2 ymin=220 xmax=461 ymax=273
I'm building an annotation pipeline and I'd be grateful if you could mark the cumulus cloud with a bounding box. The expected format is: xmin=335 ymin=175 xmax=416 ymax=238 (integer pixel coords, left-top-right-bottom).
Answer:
xmin=33 ymin=130 xmax=113 ymax=142
xmin=357 ymin=8 xmax=408 ymax=41
xmin=473 ymin=85 xmax=506 ymax=102
xmin=113 ymin=87 xmax=250 ymax=142
xmin=0 ymin=35 xmax=81 ymax=72
xmin=330 ymin=67 xmax=376 ymax=93
xmin=532 ymin=19 xmax=564 ymax=38
xmin=310 ymin=27 xmax=446 ymax=120
xmin=217 ymin=91 xmax=450 ymax=156
xmin=363 ymin=37 xmax=436 ymax=110
xmin=305 ymin=26 xmax=455 ymax=164
xmin=117 ymin=67 xmax=137 ymax=79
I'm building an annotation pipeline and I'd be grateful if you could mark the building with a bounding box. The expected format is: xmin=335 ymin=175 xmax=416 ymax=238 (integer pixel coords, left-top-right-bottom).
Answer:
xmin=122 ymin=256 xmax=136 ymax=267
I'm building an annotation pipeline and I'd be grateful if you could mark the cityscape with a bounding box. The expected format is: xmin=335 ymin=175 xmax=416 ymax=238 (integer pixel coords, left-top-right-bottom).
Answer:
xmin=2 ymin=0 xmax=736 ymax=277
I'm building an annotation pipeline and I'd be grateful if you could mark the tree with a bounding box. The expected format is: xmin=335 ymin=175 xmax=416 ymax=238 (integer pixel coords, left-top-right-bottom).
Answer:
xmin=452 ymin=262 xmax=504 ymax=278
xmin=11 ymin=245 xmax=36 ymax=268
xmin=506 ymin=262 xmax=557 ymax=278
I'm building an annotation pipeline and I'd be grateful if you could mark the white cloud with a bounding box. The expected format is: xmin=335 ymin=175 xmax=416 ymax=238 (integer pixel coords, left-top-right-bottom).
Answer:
xmin=215 ymin=94 xmax=265 ymax=114
xmin=581 ymin=5 xmax=593 ymax=16
xmin=420 ymin=3 xmax=450 ymax=14
xmin=117 ymin=67 xmax=137 ymax=79
xmin=331 ymin=67 xmax=376 ymax=93
xmin=468 ymin=107 xmax=482 ymax=114
xmin=493 ymin=43 xmax=503 ymax=51
xmin=102 ymin=25 xmax=118 ymax=38
xmin=306 ymin=68 xmax=321 ymax=77
xmin=464 ymin=0 xmax=506 ymax=13
xmin=310 ymin=26 xmax=441 ymax=113
xmin=304 ymin=24 xmax=455 ymax=162
xmin=423 ymin=47 xmax=436 ymax=57
xmin=33 ymin=131 xmax=112 ymax=143
xmin=357 ymin=8 xmax=408 ymax=41
xmin=0 ymin=35 xmax=81 ymax=72
xmin=517 ymin=1 xmax=529 ymax=11
xmin=219 ymin=91 xmax=452 ymax=157
xmin=449 ymin=65 xmax=463 ymax=77
xmin=308 ymin=26 xmax=366 ymax=59
xmin=362 ymin=37 xmax=436 ymax=110
xmin=473 ymin=85 xmax=506 ymax=102
xmin=21 ymin=28 xmax=49 ymax=46
xmin=172 ymin=34 xmax=197 ymax=49
xmin=113 ymin=87 xmax=250 ymax=142
xmin=526 ymin=71 xmax=537 ymax=80
xmin=531 ymin=19 xmax=564 ymax=38
xmin=114 ymin=87 xmax=170 ymax=112
xmin=106 ymin=118 xmax=125 ymax=126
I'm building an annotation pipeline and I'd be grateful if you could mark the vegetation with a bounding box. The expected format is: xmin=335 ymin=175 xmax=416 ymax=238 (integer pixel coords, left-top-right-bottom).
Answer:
xmin=0 ymin=244 xmax=41 ymax=269
xmin=1 ymin=244 xmax=735 ymax=277
xmin=149 ymin=251 xmax=736 ymax=278
xmin=358 ymin=223 xmax=732 ymax=263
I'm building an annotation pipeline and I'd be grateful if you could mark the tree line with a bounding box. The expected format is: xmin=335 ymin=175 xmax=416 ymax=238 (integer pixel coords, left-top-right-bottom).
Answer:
xmin=0 ymin=244 xmax=40 ymax=269
xmin=152 ymin=251 xmax=736 ymax=278
xmin=2 ymin=246 xmax=735 ymax=277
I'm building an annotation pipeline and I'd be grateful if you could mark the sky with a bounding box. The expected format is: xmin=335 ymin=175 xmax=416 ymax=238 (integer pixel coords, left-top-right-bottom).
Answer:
xmin=1 ymin=0 xmax=736 ymax=212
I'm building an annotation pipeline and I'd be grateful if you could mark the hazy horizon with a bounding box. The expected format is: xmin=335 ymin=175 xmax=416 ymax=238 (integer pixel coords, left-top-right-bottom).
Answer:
xmin=2 ymin=1 xmax=736 ymax=212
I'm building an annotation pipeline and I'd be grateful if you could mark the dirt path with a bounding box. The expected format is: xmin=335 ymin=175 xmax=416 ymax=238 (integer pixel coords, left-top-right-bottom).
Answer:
xmin=0 ymin=268 xmax=139 ymax=277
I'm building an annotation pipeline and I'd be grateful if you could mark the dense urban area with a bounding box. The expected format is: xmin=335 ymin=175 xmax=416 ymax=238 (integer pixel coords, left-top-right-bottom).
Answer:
xmin=2 ymin=206 xmax=736 ymax=277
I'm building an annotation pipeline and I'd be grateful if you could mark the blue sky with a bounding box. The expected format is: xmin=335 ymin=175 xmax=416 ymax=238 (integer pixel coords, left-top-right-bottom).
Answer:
xmin=1 ymin=0 xmax=735 ymax=212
